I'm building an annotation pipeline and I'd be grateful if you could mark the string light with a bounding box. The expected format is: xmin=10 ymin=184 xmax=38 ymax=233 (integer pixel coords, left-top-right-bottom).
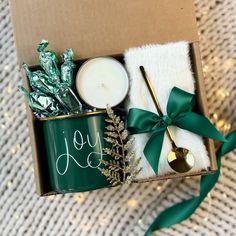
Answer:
xmin=127 ymin=198 xmax=138 ymax=208
xmin=48 ymin=195 xmax=55 ymax=201
xmin=201 ymin=7 xmax=208 ymax=15
xmin=14 ymin=213 xmax=20 ymax=220
xmin=211 ymin=113 xmax=231 ymax=136
xmin=11 ymin=143 xmax=22 ymax=154
xmin=11 ymin=148 xmax=16 ymax=154
xmin=99 ymin=217 xmax=108 ymax=226
xmin=212 ymin=113 xmax=218 ymax=120
xmin=4 ymin=112 xmax=9 ymax=118
xmin=213 ymin=56 xmax=219 ymax=63
xmin=203 ymin=65 xmax=209 ymax=74
xmin=217 ymin=120 xmax=225 ymax=129
xmin=83 ymin=223 xmax=92 ymax=231
xmin=7 ymin=180 xmax=12 ymax=188
xmin=6 ymin=85 xmax=13 ymax=94
xmin=216 ymin=89 xmax=230 ymax=99
xmin=74 ymin=193 xmax=85 ymax=204
xmin=223 ymin=58 xmax=233 ymax=71
xmin=216 ymin=120 xmax=231 ymax=136
xmin=4 ymin=64 xmax=11 ymax=71
xmin=138 ymin=219 xmax=143 ymax=225
xmin=68 ymin=215 xmax=77 ymax=225
xmin=156 ymin=186 xmax=162 ymax=192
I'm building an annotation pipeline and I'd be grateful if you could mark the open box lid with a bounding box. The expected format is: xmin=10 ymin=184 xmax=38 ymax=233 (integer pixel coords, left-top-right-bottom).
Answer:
xmin=9 ymin=0 xmax=199 ymax=67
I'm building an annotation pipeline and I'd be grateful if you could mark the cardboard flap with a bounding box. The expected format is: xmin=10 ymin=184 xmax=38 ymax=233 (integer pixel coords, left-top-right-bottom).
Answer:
xmin=10 ymin=0 xmax=199 ymax=66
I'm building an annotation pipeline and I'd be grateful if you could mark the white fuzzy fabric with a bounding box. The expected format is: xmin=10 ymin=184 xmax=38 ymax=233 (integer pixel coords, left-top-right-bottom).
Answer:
xmin=124 ymin=42 xmax=210 ymax=179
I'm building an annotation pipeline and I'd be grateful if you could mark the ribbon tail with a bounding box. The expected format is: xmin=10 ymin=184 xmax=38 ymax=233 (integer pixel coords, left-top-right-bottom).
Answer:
xmin=144 ymin=197 xmax=199 ymax=236
xmin=144 ymin=130 xmax=236 ymax=236
xmin=217 ymin=130 xmax=236 ymax=157
xmin=143 ymin=130 xmax=165 ymax=175
xmin=175 ymin=112 xmax=226 ymax=142
xmin=200 ymin=130 xmax=236 ymax=197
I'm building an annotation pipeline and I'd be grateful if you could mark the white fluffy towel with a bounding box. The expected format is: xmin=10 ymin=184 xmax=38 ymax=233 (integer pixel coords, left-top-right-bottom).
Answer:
xmin=124 ymin=42 xmax=210 ymax=179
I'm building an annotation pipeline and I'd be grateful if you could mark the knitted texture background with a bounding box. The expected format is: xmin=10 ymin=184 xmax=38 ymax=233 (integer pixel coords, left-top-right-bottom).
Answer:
xmin=0 ymin=0 xmax=236 ymax=235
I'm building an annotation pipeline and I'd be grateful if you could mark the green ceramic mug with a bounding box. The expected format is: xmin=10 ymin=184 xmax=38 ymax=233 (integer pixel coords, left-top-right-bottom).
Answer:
xmin=40 ymin=111 xmax=111 ymax=193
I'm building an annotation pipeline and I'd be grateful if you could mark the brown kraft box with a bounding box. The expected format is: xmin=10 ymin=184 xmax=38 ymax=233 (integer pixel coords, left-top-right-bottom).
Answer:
xmin=9 ymin=0 xmax=216 ymax=196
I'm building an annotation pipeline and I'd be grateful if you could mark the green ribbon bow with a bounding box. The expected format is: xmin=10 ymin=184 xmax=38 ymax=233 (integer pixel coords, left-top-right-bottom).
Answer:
xmin=127 ymin=87 xmax=226 ymax=175
xmin=144 ymin=130 xmax=236 ymax=236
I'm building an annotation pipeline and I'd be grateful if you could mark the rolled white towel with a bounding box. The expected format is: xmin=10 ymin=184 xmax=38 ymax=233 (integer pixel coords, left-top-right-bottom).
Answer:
xmin=124 ymin=42 xmax=210 ymax=179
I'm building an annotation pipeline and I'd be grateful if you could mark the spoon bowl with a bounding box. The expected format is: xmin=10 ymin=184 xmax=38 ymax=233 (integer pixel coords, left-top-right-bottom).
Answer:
xmin=167 ymin=147 xmax=194 ymax=173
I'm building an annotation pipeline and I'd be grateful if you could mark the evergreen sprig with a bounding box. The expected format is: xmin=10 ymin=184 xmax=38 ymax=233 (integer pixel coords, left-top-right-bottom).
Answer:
xmin=98 ymin=107 xmax=142 ymax=186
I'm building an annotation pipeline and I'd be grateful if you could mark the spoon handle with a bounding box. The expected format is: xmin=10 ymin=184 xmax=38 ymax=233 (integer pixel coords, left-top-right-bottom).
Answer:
xmin=139 ymin=66 xmax=177 ymax=149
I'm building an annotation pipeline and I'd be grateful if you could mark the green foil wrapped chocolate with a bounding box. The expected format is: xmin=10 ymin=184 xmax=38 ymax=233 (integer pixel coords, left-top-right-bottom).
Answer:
xmin=22 ymin=63 xmax=54 ymax=95
xmin=61 ymin=48 xmax=76 ymax=87
xmin=20 ymin=40 xmax=83 ymax=117
xmin=55 ymin=87 xmax=82 ymax=113
xmin=18 ymin=86 xmax=61 ymax=117
xmin=37 ymin=40 xmax=61 ymax=84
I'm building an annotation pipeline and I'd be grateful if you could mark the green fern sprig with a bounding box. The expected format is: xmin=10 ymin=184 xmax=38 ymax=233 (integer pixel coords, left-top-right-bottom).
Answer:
xmin=98 ymin=107 xmax=142 ymax=186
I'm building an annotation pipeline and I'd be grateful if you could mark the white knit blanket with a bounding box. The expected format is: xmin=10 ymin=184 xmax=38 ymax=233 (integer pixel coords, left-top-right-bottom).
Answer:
xmin=0 ymin=0 xmax=236 ymax=235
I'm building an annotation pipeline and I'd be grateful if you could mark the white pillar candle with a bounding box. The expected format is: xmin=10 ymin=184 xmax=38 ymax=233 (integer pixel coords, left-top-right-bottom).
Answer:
xmin=76 ymin=57 xmax=129 ymax=109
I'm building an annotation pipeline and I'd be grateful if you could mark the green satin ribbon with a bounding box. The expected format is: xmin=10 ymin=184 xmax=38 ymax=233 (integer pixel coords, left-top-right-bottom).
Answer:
xmin=144 ymin=130 xmax=236 ymax=236
xmin=127 ymin=87 xmax=226 ymax=174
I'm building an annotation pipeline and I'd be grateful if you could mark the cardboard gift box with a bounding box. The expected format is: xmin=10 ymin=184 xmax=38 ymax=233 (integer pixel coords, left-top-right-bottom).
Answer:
xmin=9 ymin=0 xmax=216 ymax=196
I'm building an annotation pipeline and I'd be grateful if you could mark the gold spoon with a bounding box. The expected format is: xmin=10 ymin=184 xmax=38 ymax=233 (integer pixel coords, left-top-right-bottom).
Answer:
xmin=139 ymin=66 xmax=194 ymax=173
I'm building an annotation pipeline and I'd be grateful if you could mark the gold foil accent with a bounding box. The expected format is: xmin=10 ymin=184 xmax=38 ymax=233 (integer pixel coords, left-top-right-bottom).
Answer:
xmin=38 ymin=110 xmax=106 ymax=121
